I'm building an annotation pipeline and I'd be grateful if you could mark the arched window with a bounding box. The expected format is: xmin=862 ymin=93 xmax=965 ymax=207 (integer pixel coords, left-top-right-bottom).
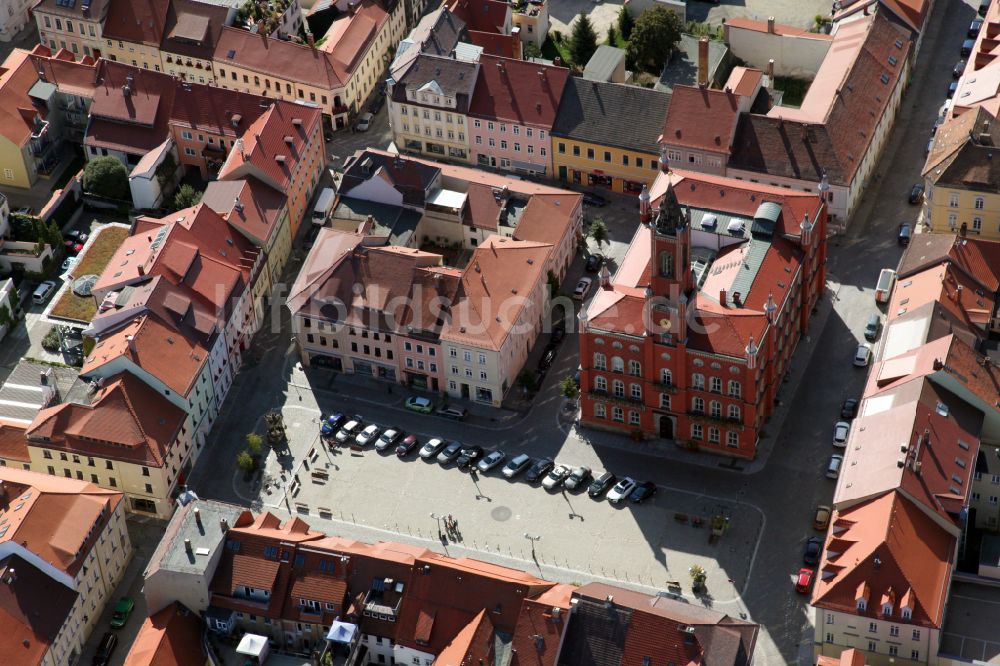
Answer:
xmin=628 ymin=360 xmax=641 ymax=376
xmin=728 ymin=404 xmax=741 ymax=421
xmin=728 ymin=380 xmax=742 ymax=398
xmin=691 ymin=373 xmax=705 ymax=390
xmin=595 ymin=376 xmax=607 ymax=392
xmin=612 ymin=380 xmax=625 ymax=397
xmin=630 ymin=383 xmax=642 ymax=400
xmin=595 ymin=403 xmax=606 ymax=418
xmin=710 ymin=401 xmax=721 ymax=418
xmin=660 ymin=368 xmax=672 ymax=386
xmin=612 ymin=406 xmax=624 ymax=422
xmin=660 ymin=393 xmax=670 ymax=409
xmin=708 ymin=427 xmax=720 ymax=444
xmin=611 ymin=356 xmax=624 ymax=373
xmin=628 ymin=410 xmax=640 ymax=425
xmin=593 ymin=352 xmax=606 ymax=370
xmin=659 ymin=251 xmax=674 ymax=278
xmin=692 ymin=396 xmax=704 ymax=413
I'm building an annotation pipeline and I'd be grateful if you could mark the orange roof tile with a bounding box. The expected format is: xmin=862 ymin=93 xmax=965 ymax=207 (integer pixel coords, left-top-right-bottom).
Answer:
xmin=0 ymin=423 xmax=30 ymax=462
xmin=0 ymin=554 xmax=78 ymax=666
xmin=662 ymin=85 xmax=741 ymax=152
xmin=434 ymin=609 xmax=495 ymax=666
xmin=0 ymin=50 xmax=42 ymax=148
xmin=123 ymin=602 xmax=205 ymax=666
xmin=214 ymin=26 xmax=345 ymax=89
xmin=103 ymin=0 xmax=170 ymax=45
xmin=468 ymin=55 xmax=570 ymax=128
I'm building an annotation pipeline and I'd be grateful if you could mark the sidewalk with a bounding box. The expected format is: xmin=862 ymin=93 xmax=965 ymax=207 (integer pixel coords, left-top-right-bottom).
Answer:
xmin=564 ymin=277 xmax=844 ymax=475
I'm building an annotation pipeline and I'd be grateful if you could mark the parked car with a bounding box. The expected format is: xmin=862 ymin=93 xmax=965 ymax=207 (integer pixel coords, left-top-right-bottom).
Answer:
xmin=864 ymin=312 xmax=881 ymax=342
xmin=629 ymin=481 xmax=657 ymax=504
xmin=981 ymin=0 xmax=990 ymax=16
xmin=585 ymin=254 xmax=604 ymax=272
xmin=541 ymin=464 xmax=570 ymax=490
xmin=64 ymin=239 xmax=84 ymax=254
xmin=537 ymin=347 xmax=557 ymax=373
xmin=794 ymin=567 xmax=814 ymax=594
xmin=948 ymin=81 xmax=958 ymax=98
xmin=933 ymin=115 xmax=946 ymax=134
xmin=437 ymin=441 xmax=463 ymax=465
xmin=954 ymin=60 xmax=966 ymax=78
xmin=368 ymin=95 xmax=385 ymax=114
xmin=908 ymin=184 xmax=924 ymax=204
xmin=582 ymin=192 xmax=606 ymax=207
xmin=926 ymin=137 xmax=934 ymax=155
xmin=526 ymin=457 xmax=555 ymax=483
xmin=564 ymin=466 xmax=592 ymax=491
xmin=335 ymin=420 xmax=362 ymax=443
xmin=356 ymin=112 xmax=374 ymax=131
xmin=477 ymin=449 xmax=507 ymax=472
xmin=826 ymin=454 xmax=844 ymax=479
xmin=832 ymin=421 xmax=850 ymax=448
xmin=970 ymin=18 xmax=984 ymax=37
xmin=419 ymin=438 xmax=447 ymax=459
xmin=405 ymin=396 xmax=434 ymax=413
xmin=303 ymin=224 xmax=321 ymax=249
xmin=502 ymin=453 xmax=532 ymax=478
xmin=456 ymin=445 xmax=484 ymax=469
xmin=962 ymin=39 xmax=975 ymax=56
xmin=375 ymin=428 xmax=403 ymax=452
xmin=355 ymin=424 xmax=380 ymax=447
xmin=32 ymin=280 xmax=56 ymax=305
xmin=65 ymin=229 xmax=88 ymax=243
xmin=803 ymin=536 xmax=822 ymax=565
xmin=320 ymin=413 xmax=345 ymax=436
xmin=438 ymin=406 xmax=468 ymax=421
xmin=840 ymin=399 xmax=859 ymax=420
xmin=853 ymin=344 xmax=872 ymax=367
xmin=395 ymin=434 xmax=420 ymax=457
xmin=607 ymin=477 xmax=637 ymax=504
xmin=573 ymin=277 xmax=593 ymax=301
xmin=550 ymin=323 xmax=566 ymax=345
xmin=93 ymin=632 xmax=118 ymax=666
xmin=588 ymin=471 xmax=616 ymax=498
xmin=898 ymin=222 xmax=912 ymax=245
xmin=61 ymin=256 xmax=77 ymax=273
xmin=110 ymin=597 xmax=134 ymax=628
xmin=813 ymin=505 xmax=832 ymax=531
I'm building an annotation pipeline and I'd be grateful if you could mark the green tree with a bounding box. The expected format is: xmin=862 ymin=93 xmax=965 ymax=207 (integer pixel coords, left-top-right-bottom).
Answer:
xmin=83 ymin=156 xmax=129 ymax=200
xmin=173 ymin=184 xmax=203 ymax=211
xmin=569 ymin=14 xmax=599 ymax=67
xmin=236 ymin=451 xmax=256 ymax=472
xmin=559 ymin=375 xmax=579 ymax=400
xmin=589 ymin=217 xmax=609 ymax=248
xmin=523 ymin=41 xmax=542 ymax=59
xmin=46 ymin=220 xmax=63 ymax=249
xmin=618 ymin=6 xmax=635 ymax=40
xmin=606 ymin=25 xmax=618 ymax=46
xmin=626 ymin=6 xmax=683 ymax=74
xmin=245 ymin=432 xmax=263 ymax=455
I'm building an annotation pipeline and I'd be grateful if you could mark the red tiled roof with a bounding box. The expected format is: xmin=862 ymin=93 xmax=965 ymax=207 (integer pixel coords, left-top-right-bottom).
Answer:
xmin=0 ymin=554 xmax=78 ymax=666
xmin=512 ymin=193 xmax=582 ymax=247
xmin=725 ymin=16 xmax=832 ymax=39
xmin=0 ymin=50 xmax=44 ymax=148
xmin=448 ymin=0 xmax=510 ymax=33
xmin=103 ymin=0 xmax=170 ymax=45
xmin=123 ymin=602 xmax=205 ymax=666
xmin=509 ymin=585 xmax=574 ymax=666
xmin=201 ymin=178 xmax=288 ymax=247
xmin=435 ymin=609 xmax=495 ymax=666
xmin=213 ymin=26 xmax=345 ymax=89
xmin=0 ymin=423 xmax=30 ymax=462
xmin=469 ymin=55 xmax=568 ymax=128
xmin=26 ymin=372 xmax=185 ymax=468
xmin=662 ymin=85 xmax=740 ymax=152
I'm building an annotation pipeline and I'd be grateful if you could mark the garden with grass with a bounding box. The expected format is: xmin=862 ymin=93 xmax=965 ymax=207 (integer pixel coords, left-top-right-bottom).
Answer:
xmin=49 ymin=225 xmax=130 ymax=323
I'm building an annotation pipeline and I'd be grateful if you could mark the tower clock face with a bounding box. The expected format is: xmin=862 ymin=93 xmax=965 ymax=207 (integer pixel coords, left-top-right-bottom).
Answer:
xmin=659 ymin=317 xmax=671 ymax=331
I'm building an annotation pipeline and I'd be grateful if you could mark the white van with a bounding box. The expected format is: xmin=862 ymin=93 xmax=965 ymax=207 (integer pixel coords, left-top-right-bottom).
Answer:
xmin=875 ymin=268 xmax=896 ymax=303
xmin=311 ymin=187 xmax=336 ymax=226
xmin=32 ymin=281 xmax=56 ymax=305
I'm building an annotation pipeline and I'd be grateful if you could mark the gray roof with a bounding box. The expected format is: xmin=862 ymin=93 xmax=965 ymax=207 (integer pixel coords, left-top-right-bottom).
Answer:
xmin=334 ymin=197 xmax=422 ymax=247
xmin=551 ymin=78 xmax=671 ymax=155
xmin=145 ymin=499 xmax=245 ymax=578
xmin=391 ymin=54 xmax=479 ymax=114
xmin=0 ymin=360 xmax=79 ymax=426
xmin=583 ymin=45 xmax=625 ymax=83
xmin=656 ymin=34 xmax=729 ymax=94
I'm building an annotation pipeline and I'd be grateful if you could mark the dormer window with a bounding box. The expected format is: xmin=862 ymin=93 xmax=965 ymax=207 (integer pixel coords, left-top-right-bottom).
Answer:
xmin=857 ymin=599 xmax=867 ymax=612
xmin=882 ymin=603 xmax=892 ymax=617
xmin=901 ymin=607 xmax=912 ymax=620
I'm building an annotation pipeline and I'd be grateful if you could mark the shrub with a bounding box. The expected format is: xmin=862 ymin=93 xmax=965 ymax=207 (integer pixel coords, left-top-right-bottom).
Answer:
xmin=83 ymin=156 xmax=129 ymax=200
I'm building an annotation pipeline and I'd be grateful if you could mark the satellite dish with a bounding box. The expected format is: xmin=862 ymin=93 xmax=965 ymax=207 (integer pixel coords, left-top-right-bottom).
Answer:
xmin=659 ymin=318 xmax=671 ymax=331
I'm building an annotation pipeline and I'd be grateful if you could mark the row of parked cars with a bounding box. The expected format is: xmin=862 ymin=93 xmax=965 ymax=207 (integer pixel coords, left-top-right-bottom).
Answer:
xmin=318 ymin=412 xmax=659 ymax=505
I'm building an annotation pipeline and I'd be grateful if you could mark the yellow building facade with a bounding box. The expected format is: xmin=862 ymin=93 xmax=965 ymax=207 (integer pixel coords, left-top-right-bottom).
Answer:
xmin=550 ymin=137 xmax=661 ymax=194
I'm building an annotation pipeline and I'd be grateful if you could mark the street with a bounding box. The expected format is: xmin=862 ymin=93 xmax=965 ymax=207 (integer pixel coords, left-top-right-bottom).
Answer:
xmin=184 ymin=1 xmax=974 ymax=663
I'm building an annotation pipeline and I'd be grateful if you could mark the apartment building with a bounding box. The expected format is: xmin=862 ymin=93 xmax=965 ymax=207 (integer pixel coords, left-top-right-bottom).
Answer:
xmin=0 ymin=468 xmax=131 ymax=665
xmin=0 ymin=49 xmax=63 ymax=188
xmin=467 ymin=55 xmax=568 ymax=177
xmin=813 ymin=232 xmax=1000 ymax=665
xmin=289 ymin=150 xmax=582 ymax=403
xmin=217 ymin=101 xmax=325 ymax=236
xmin=579 ymin=164 xmax=827 ymax=458
xmin=122 ymin=602 xmax=208 ymax=666
xmin=390 ymin=53 xmax=478 ymax=162
xmin=551 ymin=77 xmax=671 ymax=193
xmin=447 ymin=0 xmax=518 ymax=58
xmin=33 ymin=0 xmax=110 ymax=58
xmin=140 ymin=499 xmax=759 ymax=665
xmin=0 ymin=0 xmax=33 ymax=42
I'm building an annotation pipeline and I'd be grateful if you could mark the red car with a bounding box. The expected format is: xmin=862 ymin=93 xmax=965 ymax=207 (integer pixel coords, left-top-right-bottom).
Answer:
xmin=795 ymin=567 xmax=814 ymax=594
xmin=64 ymin=239 xmax=84 ymax=254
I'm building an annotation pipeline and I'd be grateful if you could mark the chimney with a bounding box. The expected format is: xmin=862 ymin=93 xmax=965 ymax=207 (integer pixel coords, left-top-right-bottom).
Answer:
xmin=767 ymin=16 xmax=775 ymax=33
xmin=732 ymin=291 xmax=743 ymax=307
xmin=261 ymin=26 xmax=268 ymax=47
xmin=307 ymin=32 xmax=315 ymax=50
xmin=719 ymin=289 xmax=727 ymax=307
xmin=220 ymin=518 xmax=230 ymax=532
xmin=137 ymin=263 xmax=145 ymax=276
xmin=194 ymin=507 xmax=202 ymax=529
xmin=979 ymin=120 xmax=992 ymax=145
xmin=126 ymin=334 xmax=137 ymax=355
xmin=234 ymin=196 xmax=244 ymax=212
xmin=184 ymin=538 xmax=193 ymax=554
xmin=767 ymin=58 xmax=775 ymax=83
xmin=698 ymin=38 xmax=709 ymax=87
xmin=554 ymin=56 xmax=562 ymax=68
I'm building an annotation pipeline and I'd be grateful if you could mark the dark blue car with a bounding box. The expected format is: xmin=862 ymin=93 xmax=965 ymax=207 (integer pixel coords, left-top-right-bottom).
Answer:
xmin=320 ymin=412 xmax=345 ymax=436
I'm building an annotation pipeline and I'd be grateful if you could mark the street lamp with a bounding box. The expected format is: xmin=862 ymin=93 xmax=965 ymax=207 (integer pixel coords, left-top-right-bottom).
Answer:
xmin=430 ymin=512 xmax=444 ymax=539
xmin=524 ymin=533 xmax=542 ymax=559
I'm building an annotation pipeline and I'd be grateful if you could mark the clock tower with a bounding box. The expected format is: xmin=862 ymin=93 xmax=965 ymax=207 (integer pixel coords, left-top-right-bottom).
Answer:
xmin=647 ymin=178 xmax=692 ymax=341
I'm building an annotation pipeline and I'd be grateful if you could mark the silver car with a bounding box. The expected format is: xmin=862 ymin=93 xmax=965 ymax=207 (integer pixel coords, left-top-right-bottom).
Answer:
xmin=477 ymin=450 xmax=506 ymax=472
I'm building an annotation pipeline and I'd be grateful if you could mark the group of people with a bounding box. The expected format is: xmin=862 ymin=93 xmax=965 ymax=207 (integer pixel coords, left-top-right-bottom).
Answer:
xmin=445 ymin=514 xmax=460 ymax=539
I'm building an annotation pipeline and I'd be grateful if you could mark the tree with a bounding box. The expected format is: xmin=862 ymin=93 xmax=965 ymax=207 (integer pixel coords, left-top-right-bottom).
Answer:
xmin=559 ymin=375 xmax=579 ymax=400
xmin=569 ymin=14 xmax=598 ymax=67
xmin=83 ymin=156 xmax=129 ymax=200
xmin=689 ymin=564 xmax=707 ymax=591
xmin=45 ymin=220 xmax=62 ymax=249
xmin=606 ymin=25 xmax=618 ymax=46
xmin=523 ymin=41 xmax=542 ymax=59
xmin=589 ymin=217 xmax=609 ymax=248
xmin=236 ymin=451 xmax=256 ymax=472
xmin=245 ymin=432 xmax=263 ymax=455
xmin=173 ymin=184 xmax=203 ymax=211
xmin=626 ymin=6 xmax=683 ymax=74
xmin=618 ymin=6 xmax=635 ymax=40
